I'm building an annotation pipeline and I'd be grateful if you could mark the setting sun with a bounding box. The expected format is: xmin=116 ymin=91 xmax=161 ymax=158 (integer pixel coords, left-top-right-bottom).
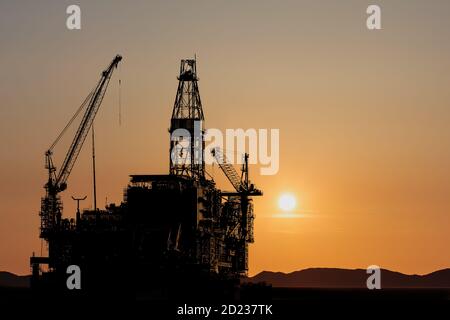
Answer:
xmin=278 ymin=193 xmax=296 ymax=211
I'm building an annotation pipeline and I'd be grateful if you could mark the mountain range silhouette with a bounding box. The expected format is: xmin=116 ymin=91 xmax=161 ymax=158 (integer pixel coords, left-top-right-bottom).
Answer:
xmin=247 ymin=268 xmax=450 ymax=288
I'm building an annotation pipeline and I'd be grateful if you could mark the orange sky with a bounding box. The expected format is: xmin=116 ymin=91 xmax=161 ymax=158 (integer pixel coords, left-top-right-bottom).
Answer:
xmin=1 ymin=0 xmax=449 ymax=276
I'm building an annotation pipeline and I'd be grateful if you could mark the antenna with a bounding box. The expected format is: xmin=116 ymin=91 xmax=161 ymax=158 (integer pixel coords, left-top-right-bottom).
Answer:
xmin=72 ymin=195 xmax=87 ymax=227
xmin=91 ymin=124 xmax=97 ymax=211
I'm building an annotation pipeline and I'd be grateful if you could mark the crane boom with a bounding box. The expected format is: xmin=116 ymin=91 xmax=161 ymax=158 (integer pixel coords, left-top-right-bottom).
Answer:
xmin=211 ymin=147 xmax=244 ymax=192
xmin=210 ymin=147 xmax=262 ymax=196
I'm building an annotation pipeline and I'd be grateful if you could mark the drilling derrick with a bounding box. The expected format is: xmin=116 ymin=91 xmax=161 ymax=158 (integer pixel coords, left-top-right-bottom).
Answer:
xmin=169 ymin=59 xmax=205 ymax=180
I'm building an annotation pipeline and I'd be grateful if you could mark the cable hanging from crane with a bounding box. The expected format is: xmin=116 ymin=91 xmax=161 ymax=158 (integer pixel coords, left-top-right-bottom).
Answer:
xmin=48 ymin=89 xmax=95 ymax=151
xmin=118 ymin=63 xmax=122 ymax=126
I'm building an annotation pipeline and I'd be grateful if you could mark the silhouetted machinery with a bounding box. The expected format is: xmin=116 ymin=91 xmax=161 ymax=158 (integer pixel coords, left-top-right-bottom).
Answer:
xmin=30 ymin=57 xmax=262 ymax=297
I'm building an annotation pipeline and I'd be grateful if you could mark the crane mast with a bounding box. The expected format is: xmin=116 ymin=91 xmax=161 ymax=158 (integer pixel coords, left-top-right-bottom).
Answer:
xmin=40 ymin=55 xmax=122 ymax=238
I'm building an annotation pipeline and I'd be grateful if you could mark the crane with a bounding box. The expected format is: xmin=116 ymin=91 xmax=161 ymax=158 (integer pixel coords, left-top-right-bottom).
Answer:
xmin=40 ymin=54 xmax=122 ymax=238
xmin=211 ymin=147 xmax=262 ymax=245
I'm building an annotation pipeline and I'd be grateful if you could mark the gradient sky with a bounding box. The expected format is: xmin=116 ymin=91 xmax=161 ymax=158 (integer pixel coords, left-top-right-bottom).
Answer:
xmin=1 ymin=0 xmax=449 ymax=276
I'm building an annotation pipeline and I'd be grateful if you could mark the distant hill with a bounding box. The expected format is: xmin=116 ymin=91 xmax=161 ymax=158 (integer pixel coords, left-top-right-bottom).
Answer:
xmin=0 ymin=272 xmax=30 ymax=288
xmin=247 ymin=268 xmax=450 ymax=288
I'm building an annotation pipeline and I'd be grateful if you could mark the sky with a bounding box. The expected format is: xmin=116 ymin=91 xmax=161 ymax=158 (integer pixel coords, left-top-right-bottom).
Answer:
xmin=0 ymin=0 xmax=449 ymax=276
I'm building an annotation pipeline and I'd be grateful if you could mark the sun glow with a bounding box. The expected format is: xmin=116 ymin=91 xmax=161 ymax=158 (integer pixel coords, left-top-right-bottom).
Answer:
xmin=278 ymin=193 xmax=296 ymax=212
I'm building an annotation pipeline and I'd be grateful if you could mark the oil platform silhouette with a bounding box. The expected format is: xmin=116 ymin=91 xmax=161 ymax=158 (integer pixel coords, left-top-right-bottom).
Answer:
xmin=30 ymin=55 xmax=262 ymax=299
